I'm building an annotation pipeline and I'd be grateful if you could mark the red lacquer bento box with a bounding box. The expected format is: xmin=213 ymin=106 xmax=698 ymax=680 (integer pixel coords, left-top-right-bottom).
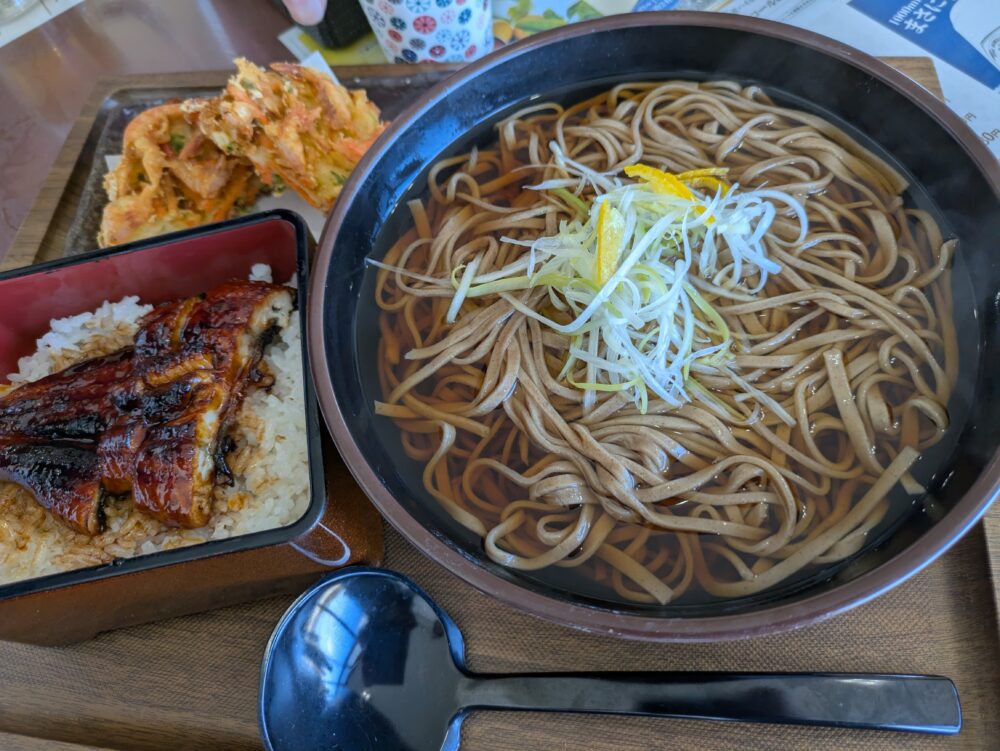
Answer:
xmin=0 ymin=210 xmax=382 ymax=645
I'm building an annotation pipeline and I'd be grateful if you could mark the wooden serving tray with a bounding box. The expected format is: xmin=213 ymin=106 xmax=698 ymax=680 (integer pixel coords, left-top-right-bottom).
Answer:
xmin=2 ymin=60 xmax=1000 ymax=751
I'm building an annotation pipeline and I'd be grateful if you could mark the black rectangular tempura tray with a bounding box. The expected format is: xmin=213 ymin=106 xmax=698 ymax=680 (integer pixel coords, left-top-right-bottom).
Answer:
xmin=2 ymin=65 xmax=460 ymax=271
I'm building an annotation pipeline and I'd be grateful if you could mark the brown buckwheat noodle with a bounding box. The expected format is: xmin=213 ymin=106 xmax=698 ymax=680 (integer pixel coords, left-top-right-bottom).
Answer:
xmin=372 ymin=80 xmax=957 ymax=605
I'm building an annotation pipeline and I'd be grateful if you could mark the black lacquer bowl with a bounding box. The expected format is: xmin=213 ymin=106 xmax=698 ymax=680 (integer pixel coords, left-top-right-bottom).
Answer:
xmin=310 ymin=13 xmax=1000 ymax=640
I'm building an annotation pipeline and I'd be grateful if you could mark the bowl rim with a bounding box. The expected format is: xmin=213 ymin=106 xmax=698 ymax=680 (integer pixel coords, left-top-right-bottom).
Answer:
xmin=310 ymin=11 xmax=1000 ymax=641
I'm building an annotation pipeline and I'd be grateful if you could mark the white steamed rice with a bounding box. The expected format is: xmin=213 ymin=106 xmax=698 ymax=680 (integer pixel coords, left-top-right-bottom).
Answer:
xmin=0 ymin=265 xmax=310 ymax=585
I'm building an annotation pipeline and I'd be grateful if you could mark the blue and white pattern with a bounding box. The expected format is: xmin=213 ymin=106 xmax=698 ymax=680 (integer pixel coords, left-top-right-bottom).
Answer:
xmin=434 ymin=28 xmax=453 ymax=47
xmin=361 ymin=0 xmax=491 ymax=64
xmin=451 ymin=28 xmax=470 ymax=51
xmin=633 ymin=0 xmax=678 ymax=9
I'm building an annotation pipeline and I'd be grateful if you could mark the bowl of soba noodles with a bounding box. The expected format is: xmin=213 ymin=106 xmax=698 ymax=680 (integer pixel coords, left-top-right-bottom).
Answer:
xmin=309 ymin=12 xmax=1000 ymax=640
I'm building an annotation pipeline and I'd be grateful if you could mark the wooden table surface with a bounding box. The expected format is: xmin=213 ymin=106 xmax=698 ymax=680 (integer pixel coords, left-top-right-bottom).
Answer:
xmin=3 ymin=10 xmax=999 ymax=750
xmin=2 ymin=523 xmax=1000 ymax=751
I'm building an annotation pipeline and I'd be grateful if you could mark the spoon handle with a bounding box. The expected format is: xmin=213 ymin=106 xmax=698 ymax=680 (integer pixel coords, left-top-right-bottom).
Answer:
xmin=458 ymin=672 xmax=960 ymax=734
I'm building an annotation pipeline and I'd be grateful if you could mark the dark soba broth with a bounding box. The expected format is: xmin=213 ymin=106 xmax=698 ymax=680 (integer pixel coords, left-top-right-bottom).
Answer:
xmin=357 ymin=78 xmax=976 ymax=612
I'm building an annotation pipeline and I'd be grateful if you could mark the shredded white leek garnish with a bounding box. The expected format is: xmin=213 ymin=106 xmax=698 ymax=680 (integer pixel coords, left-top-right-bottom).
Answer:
xmin=372 ymin=148 xmax=808 ymax=415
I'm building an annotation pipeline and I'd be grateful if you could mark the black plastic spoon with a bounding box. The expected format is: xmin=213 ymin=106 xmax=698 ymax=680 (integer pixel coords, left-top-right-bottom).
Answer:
xmin=258 ymin=568 xmax=961 ymax=751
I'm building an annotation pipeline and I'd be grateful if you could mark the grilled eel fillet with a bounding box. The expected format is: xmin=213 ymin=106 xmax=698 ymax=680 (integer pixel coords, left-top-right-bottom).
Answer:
xmin=0 ymin=349 xmax=134 ymax=533
xmin=0 ymin=281 xmax=294 ymax=534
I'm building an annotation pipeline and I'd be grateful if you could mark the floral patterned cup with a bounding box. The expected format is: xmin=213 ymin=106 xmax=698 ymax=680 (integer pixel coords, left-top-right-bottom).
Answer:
xmin=360 ymin=0 xmax=495 ymax=64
